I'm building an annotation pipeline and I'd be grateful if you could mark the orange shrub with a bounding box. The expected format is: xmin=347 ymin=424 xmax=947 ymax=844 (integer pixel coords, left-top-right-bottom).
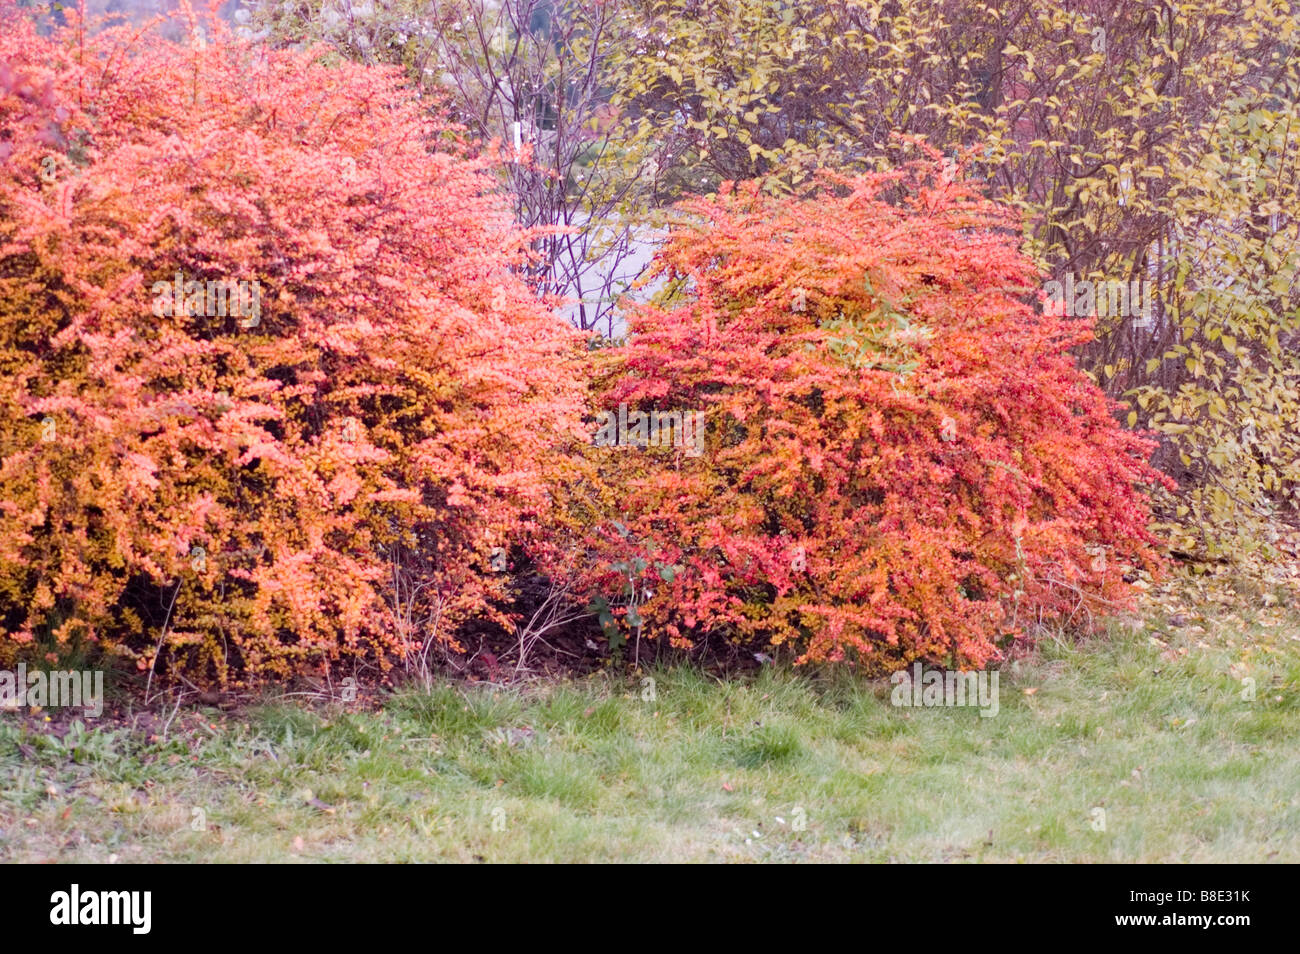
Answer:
xmin=583 ymin=157 xmax=1172 ymax=670
xmin=0 ymin=7 xmax=586 ymax=683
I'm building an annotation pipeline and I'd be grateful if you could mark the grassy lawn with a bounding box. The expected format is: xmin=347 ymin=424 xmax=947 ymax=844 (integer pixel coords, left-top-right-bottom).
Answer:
xmin=2 ymin=600 xmax=1298 ymax=863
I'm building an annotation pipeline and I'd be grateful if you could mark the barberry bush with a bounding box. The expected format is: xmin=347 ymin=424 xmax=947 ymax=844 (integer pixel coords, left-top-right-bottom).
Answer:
xmin=583 ymin=154 xmax=1172 ymax=670
xmin=0 ymin=6 xmax=586 ymax=683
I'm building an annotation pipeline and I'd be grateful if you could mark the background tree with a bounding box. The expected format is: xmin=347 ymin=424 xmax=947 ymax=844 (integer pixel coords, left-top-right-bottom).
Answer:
xmin=250 ymin=0 xmax=653 ymax=333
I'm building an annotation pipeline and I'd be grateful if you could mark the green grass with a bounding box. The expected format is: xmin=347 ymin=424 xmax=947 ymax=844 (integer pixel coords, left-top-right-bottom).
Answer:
xmin=2 ymin=610 xmax=1298 ymax=862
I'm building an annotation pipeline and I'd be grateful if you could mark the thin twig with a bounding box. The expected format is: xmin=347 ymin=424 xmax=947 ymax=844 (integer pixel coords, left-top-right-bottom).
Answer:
xmin=144 ymin=581 xmax=181 ymax=707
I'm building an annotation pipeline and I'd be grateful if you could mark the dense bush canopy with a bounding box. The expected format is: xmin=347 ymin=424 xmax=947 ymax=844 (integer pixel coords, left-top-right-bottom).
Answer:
xmin=0 ymin=9 xmax=586 ymax=682
xmin=581 ymin=156 xmax=1171 ymax=669
xmin=0 ymin=7 xmax=1176 ymax=684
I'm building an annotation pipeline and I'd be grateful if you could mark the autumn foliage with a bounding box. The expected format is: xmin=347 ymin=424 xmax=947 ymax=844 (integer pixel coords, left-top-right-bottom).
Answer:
xmin=581 ymin=156 xmax=1171 ymax=670
xmin=0 ymin=8 xmax=585 ymax=683
xmin=0 ymin=5 xmax=1174 ymax=687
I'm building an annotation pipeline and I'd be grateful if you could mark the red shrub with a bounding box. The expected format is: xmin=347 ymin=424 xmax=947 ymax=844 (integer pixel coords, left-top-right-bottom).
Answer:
xmin=0 ymin=7 xmax=585 ymax=683
xmin=585 ymin=156 xmax=1171 ymax=669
